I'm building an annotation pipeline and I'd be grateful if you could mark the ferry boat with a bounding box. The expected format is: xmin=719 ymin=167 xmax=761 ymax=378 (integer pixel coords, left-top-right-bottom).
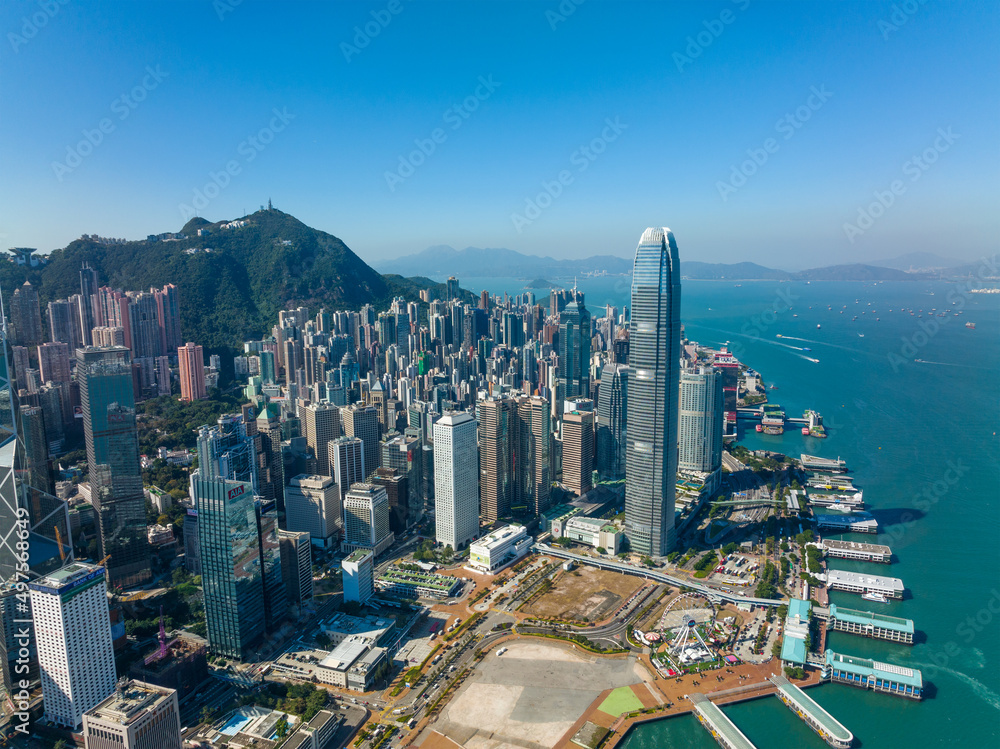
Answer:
xmin=966 ymin=322 xmax=976 ymax=329
xmin=862 ymin=592 xmax=888 ymax=604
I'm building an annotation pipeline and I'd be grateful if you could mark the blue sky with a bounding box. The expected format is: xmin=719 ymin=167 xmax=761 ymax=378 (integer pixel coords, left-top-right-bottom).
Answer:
xmin=1 ymin=0 xmax=997 ymax=268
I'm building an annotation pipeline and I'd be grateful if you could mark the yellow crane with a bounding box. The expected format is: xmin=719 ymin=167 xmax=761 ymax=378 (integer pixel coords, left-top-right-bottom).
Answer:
xmin=53 ymin=525 xmax=66 ymax=562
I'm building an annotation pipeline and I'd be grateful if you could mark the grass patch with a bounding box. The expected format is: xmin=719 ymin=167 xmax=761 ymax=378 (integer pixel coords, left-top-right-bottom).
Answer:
xmin=598 ymin=686 xmax=644 ymax=717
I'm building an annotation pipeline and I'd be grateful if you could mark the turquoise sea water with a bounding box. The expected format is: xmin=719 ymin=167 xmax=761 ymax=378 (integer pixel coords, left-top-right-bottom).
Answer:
xmin=455 ymin=275 xmax=1000 ymax=747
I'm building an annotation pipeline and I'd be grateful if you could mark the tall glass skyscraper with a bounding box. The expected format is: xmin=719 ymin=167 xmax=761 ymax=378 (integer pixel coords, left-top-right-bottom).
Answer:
xmin=625 ymin=227 xmax=681 ymax=557
xmin=597 ymin=362 xmax=629 ymax=480
xmin=77 ymin=346 xmax=151 ymax=588
xmin=557 ymin=295 xmax=591 ymax=401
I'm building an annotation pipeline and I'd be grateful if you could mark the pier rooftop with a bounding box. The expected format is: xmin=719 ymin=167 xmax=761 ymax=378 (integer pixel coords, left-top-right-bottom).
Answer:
xmin=770 ymin=674 xmax=854 ymax=748
xmin=688 ymin=693 xmax=758 ymax=749
xmin=827 ymin=569 xmax=904 ymax=595
xmin=829 ymin=604 xmax=914 ymax=635
xmin=818 ymin=538 xmax=891 ymax=560
xmin=826 ymin=650 xmax=923 ymax=692
xmin=815 ymin=513 xmax=878 ymax=533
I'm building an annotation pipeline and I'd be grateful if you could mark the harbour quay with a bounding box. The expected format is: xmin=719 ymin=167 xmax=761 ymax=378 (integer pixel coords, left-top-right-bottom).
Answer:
xmin=828 ymin=604 xmax=914 ymax=644
xmin=826 ymin=569 xmax=905 ymax=599
xmin=824 ymin=651 xmax=923 ymax=700
xmin=817 ymin=538 xmax=892 ymax=563
xmin=815 ymin=512 xmax=879 ymax=534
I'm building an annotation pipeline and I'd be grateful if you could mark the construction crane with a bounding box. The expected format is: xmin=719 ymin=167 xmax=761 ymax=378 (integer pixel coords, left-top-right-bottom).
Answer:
xmin=53 ymin=525 xmax=66 ymax=563
xmin=98 ymin=554 xmax=112 ymax=567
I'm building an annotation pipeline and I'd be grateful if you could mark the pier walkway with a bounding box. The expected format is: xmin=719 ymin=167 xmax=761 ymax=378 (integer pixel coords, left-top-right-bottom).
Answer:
xmin=769 ymin=674 xmax=854 ymax=748
xmin=688 ymin=693 xmax=758 ymax=749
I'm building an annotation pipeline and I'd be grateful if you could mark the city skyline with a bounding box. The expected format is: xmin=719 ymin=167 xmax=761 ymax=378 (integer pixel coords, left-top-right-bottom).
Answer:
xmin=2 ymin=2 xmax=997 ymax=267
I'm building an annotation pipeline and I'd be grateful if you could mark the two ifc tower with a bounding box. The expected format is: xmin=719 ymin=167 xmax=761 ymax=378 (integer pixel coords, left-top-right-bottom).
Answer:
xmin=624 ymin=227 xmax=682 ymax=558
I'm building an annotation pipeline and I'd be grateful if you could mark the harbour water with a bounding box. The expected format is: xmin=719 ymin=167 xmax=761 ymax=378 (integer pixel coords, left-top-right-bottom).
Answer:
xmin=455 ymin=275 xmax=1000 ymax=747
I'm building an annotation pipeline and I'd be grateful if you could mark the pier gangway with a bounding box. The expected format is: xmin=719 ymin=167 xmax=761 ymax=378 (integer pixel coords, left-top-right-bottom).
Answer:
xmin=769 ymin=674 xmax=854 ymax=748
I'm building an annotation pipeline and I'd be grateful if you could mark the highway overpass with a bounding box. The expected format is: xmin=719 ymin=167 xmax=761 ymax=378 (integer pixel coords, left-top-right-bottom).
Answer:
xmin=531 ymin=544 xmax=784 ymax=608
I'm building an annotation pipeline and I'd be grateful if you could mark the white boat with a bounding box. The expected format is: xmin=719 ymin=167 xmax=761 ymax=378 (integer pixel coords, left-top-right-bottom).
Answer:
xmin=862 ymin=592 xmax=888 ymax=603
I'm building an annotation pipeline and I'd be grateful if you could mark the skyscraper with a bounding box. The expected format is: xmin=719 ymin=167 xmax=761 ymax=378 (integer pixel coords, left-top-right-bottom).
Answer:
xmin=285 ymin=474 xmax=342 ymax=548
xmin=77 ymin=346 xmax=151 ymax=588
xmin=557 ymin=293 xmax=591 ymax=401
xmin=30 ymin=562 xmax=117 ymax=730
xmin=342 ymin=483 xmax=393 ymax=556
xmin=154 ymin=283 xmax=182 ymax=355
xmin=178 ymin=342 xmax=206 ymax=401
xmin=434 ymin=411 xmax=479 ymax=551
xmin=9 ymin=281 xmax=43 ymax=347
xmin=342 ymin=404 xmax=380 ymax=481
xmin=191 ymin=472 xmax=264 ymax=660
xmin=302 ymin=402 xmax=340 ymax=476
xmin=380 ymin=432 xmax=422 ymax=524
xmin=82 ymin=680 xmax=182 ymax=749
xmin=278 ymin=529 xmax=312 ymax=606
xmin=625 ymin=227 xmax=681 ymax=557
xmin=478 ymin=396 xmax=516 ymax=523
xmin=254 ymin=402 xmax=284 ymax=509
xmin=80 ymin=262 xmax=100 ymax=346
xmin=342 ymin=549 xmax=374 ymax=604
xmin=678 ymin=367 xmax=724 ymax=474
xmin=47 ymin=298 xmax=82 ymax=353
xmin=561 ymin=409 xmax=594 ymax=496
xmin=596 ymin=362 xmax=629 ymax=480
xmin=329 ymin=436 xmax=365 ymax=491
xmin=515 ymin=396 xmax=551 ymax=516
xmin=37 ymin=341 xmax=71 ymax=385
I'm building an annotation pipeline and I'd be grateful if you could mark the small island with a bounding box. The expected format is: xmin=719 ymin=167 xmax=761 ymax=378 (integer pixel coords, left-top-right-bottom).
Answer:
xmin=524 ymin=277 xmax=560 ymax=289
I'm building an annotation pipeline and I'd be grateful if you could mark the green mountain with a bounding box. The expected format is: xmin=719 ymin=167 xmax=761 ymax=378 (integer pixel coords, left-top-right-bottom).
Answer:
xmin=2 ymin=208 xmax=460 ymax=355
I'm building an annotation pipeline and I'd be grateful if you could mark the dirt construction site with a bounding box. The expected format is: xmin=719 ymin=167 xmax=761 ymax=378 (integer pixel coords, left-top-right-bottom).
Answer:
xmin=519 ymin=566 xmax=645 ymax=622
xmin=417 ymin=639 xmax=648 ymax=749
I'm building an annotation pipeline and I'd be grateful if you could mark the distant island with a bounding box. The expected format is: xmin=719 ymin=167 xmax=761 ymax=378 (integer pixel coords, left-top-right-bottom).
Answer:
xmin=524 ymin=278 xmax=560 ymax=289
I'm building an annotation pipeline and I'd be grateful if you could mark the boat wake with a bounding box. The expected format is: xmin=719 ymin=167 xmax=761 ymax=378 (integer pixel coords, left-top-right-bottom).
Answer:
xmin=797 ymin=354 xmax=820 ymax=363
xmin=907 ymin=661 xmax=1000 ymax=712
xmin=913 ymin=359 xmax=969 ymax=367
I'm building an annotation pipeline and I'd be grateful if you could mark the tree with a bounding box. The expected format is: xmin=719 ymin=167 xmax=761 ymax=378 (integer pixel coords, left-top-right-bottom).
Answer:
xmin=53 ymin=742 xmax=67 ymax=749
xmin=200 ymin=705 xmax=216 ymax=724
xmin=276 ymin=714 xmax=289 ymax=739
xmin=596 ymin=547 xmax=606 ymax=555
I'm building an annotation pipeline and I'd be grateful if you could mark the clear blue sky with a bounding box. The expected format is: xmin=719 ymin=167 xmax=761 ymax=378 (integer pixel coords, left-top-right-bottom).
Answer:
xmin=2 ymin=0 xmax=997 ymax=268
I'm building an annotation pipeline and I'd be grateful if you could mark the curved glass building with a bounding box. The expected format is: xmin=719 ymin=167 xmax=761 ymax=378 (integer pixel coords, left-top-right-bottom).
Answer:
xmin=625 ymin=227 xmax=681 ymax=557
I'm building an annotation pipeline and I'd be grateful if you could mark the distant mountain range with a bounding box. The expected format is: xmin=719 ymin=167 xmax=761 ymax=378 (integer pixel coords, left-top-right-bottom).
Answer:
xmin=380 ymin=245 xmax=976 ymax=282
xmin=376 ymin=245 xmax=632 ymax=278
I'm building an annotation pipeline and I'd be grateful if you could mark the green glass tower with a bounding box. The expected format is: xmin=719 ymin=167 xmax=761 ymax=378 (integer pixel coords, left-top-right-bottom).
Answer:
xmin=77 ymin=346 xmax=151 ymax=588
